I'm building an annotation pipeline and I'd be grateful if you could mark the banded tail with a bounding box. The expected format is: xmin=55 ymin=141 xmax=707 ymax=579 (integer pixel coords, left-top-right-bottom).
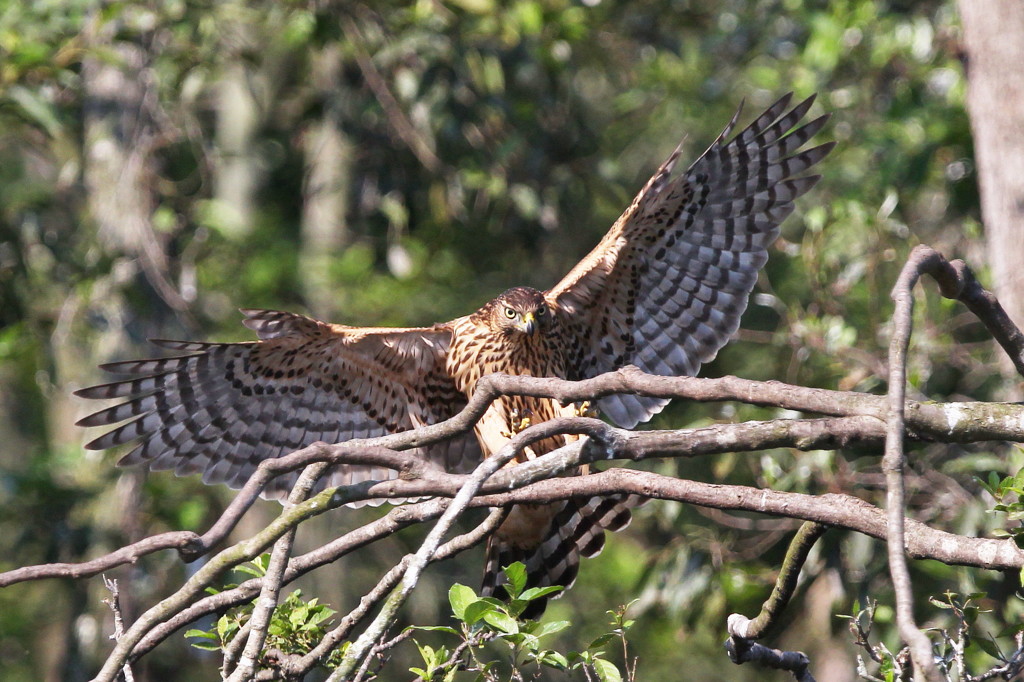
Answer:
xmin=481 ymin=494 xmax=642 ymax=618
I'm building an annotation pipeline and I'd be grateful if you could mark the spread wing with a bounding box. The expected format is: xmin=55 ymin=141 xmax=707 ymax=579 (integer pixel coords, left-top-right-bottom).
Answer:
xmin=546 ymin=93 xmax=834 ymax=428
xmin=75 ymin=309 xmax=481 ymax=500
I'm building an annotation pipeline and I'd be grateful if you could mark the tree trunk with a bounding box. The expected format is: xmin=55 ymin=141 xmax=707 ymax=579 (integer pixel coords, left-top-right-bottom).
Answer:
xmin=300 ymin=46 xmax=352 ymax=320
xmin=215 ymin=61 xmax=261 ymax=239
xmin=958 ymin=2 xmax=1024 ymax=394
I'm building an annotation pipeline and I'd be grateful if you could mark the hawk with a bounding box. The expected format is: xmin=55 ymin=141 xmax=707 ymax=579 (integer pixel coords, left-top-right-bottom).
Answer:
xmin=76 ymin=93 xmax=833 ymax=610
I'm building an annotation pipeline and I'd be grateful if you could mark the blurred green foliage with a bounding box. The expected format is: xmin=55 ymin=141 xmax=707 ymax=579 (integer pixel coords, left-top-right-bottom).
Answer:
xmin=1 ymin=0 xmax=1019 ymax=680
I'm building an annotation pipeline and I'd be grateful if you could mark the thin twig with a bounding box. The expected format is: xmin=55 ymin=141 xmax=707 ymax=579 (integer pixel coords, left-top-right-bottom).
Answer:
xmin=968 ymin=631 xmax=1024 ymax=681
xmin=354 ymin=628 xmax=415 ymax=682
xmin=907 ymin=244 xmax=1024 ymax=377
xmin=102 ymin=575 xmax=135 ymax=682
xmin=341 ymin=17 xmax=442 ymax=173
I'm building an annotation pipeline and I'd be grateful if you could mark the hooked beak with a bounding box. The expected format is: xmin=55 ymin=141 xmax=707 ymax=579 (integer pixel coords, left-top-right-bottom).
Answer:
xmin=520 ymin=312 xmax=537 ymax=337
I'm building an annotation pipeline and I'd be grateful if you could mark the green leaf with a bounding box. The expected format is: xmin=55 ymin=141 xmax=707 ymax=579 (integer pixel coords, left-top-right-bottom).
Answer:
xmin=532 ymin=620 xmax=570 ymax=638
xmin=974 ymin=635 xmax=1002 ymax=659
xmin=463 ymin=600 xmax=497 ymax=627
xmin=519 ymin=585 xmax=563 ymax=602
xmin=503 ymin=562 xmax=527 ymax=599
xmin=216 ymin=615 xmax=237 ymax=642
xmin=506 ymin=598 xmax=528 ymax=619
xmin=406 ymin=625 xmax=459 ymax=635
xmin=236 ymin=555 xmax=271 ymax=577
xmin=189 ymin=641 xmax=222 ymax=652
xmin=414 ymin=640 xmax=436 ymax=666
xmin=519 ymin=633 xmax=541 ymax=651
xmin=449 ymin=583 xmax=477 ymax=620
xmin=880 ymin=656 xmax=895 ymax=681
xmin=307 ymin=606 xmax=336 ymax=626
xmin=476 ymin=597 xmax=508 ymax=609
xmin=290 ymin=603 xmax=310 ymax=627
xmin=502 ymin=632 xmax=528 ymax=647
xmin=588 ymin=632 xmax=616 ymax=649
xmin=998 ymin=622 xmax=1024 ymax=637
xmin=184 ymin=629 xmax=216 ymax=640
xmin=592 ymin=658 xmax=623 ymax=682
xmin=538 ymin=650 xmax=569 ymax=669
xmin=482 ymin=610 xmax=519 ymax=634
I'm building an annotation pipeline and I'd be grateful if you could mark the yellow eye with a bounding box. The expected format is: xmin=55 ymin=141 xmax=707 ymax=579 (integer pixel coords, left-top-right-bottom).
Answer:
xmin=504 ymin=307 xmax=516 ymax=319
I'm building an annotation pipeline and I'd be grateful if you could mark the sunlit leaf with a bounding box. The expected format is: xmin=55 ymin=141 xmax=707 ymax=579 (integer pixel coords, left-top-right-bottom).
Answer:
xmin=592 ymin=658 xmax=623 ymax=682
xmin=449 ymin=583 xmax=477 ymax=620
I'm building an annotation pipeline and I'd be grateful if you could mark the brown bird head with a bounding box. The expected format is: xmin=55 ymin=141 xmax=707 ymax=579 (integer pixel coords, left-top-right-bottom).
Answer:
xmin=487 ymin=287 xmax=552 ymax=338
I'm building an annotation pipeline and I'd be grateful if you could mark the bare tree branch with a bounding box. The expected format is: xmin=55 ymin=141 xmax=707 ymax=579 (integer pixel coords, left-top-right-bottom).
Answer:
xmin=906 ymin=245 xmax=1024 ymax=378
xmin=7 ymin=404 xmax=1024 ymax=592
xmin=120 ymin=459 xmax=1024 ymax=670
xmin=725 ymin=638 xmax=815 ymax=682
xmin=724 ymin=523 xmax=827 ymax=679
xmin=102 ymin=575 xmax=135 ymax=682
xmin=727 ymin=522 xmax=829 ymax=640
xmin=885 ymin=247 xmax=944 ymax=682
xmin=485 ymin=469 xmax=1023 ymax=570
xmin=91 ymin=482 xmax=357 ymax=682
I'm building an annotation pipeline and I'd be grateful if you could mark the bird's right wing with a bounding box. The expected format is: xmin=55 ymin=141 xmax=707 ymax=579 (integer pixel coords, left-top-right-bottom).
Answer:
xmin=75 ymin=309 xmax=481 ymax=499
xmin=546 ymin=93 xmax=834 ymax=428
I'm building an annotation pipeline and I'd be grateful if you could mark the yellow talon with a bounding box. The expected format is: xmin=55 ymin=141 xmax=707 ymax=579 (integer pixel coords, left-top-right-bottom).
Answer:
xmin=505 ymin=408 xmax=534 ymax=436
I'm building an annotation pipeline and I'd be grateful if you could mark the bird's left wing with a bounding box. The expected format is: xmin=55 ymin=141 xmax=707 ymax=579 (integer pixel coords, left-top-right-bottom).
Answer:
xmin=75 ymin=309 xmax=480 ymax=500
xmin=546 ymin=93 xmax=834 ymax=428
